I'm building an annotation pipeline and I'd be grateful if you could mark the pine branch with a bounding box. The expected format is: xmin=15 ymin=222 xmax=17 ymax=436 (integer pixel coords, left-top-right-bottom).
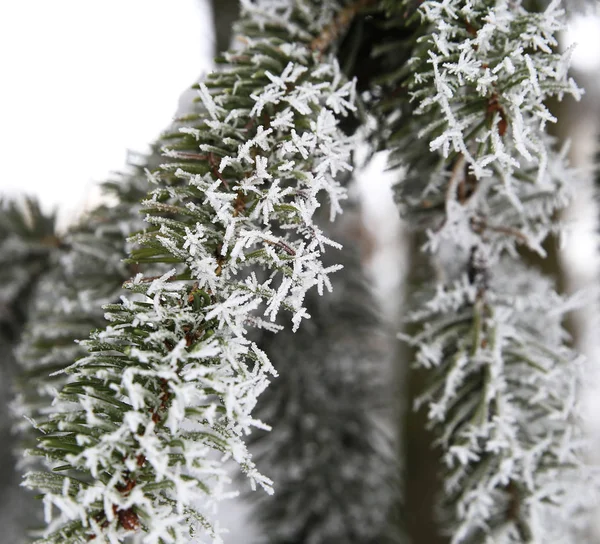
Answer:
xmin=403 ymin=261 xmax=595 ymax=543
xmin=15 ymin=2 xmax=598 ymax=543
xmin=0 ymin=197 xmax=58 ymax=342
xmin=13 ymin=159 xmax=150 ymax=449
xmin=23 ymin=2 xmax=358 ymax=542
xmin=382 ymin=1 xmax=596 ymax=542
xmin=0 ymin=197 xmax=58 ymax=543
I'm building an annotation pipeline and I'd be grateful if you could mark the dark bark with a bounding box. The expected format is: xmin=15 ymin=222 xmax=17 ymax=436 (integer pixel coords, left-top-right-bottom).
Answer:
xmin=208 ymin=0 xmax=240 ymax=54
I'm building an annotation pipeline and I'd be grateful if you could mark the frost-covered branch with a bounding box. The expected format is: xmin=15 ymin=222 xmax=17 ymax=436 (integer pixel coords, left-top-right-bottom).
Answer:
xmin=403 ymin=263 xmax=595 ymax=543
xmin=0 ymin=197 xmax=58 ymax=541
xmin=13 ymin=161 xmax=149 ymax=450
xmin=0 ymin=198 xmax=57 ymax=343
xmin=386 ymin=1 xmax=596 ymax=542
xmin=23 ymin=2 xmax=357 ymax=542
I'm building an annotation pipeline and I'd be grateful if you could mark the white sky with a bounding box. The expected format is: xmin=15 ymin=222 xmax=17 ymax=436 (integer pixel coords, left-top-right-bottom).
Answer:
xmin=565 ymin=11 xmax=600 ymax=71
xmin=0 ymin=0 xmax=212 ymax=227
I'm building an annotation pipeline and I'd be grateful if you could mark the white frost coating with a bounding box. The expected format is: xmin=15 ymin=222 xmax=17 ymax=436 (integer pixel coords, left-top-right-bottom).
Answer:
xmin=413 ymin=0 xmax=581 ymax=182
xmin=26 ymin=1 xmax=355 ymax=543
xmin=405 ymin=266 xmax=596 ymax=544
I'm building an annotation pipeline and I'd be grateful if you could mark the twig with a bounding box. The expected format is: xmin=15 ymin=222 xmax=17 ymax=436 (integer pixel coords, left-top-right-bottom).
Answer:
xmin=310 ymin=0 xmax=376 ymax=54
xmin=470 ymin=216 xmax=529 ymax=246
xmin=264 ymin=238 xmax=296 ymax=256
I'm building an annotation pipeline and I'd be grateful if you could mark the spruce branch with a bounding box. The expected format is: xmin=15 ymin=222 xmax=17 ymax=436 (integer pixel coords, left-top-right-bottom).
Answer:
xmin=13 ymin=161 xmax=150 ymax=449
xmin=0 ymin=197 xmax=58 ymax=342
xmin=384 ymin=0 xmax=596 ymax=542
xmin=0 ymin=197 xmax=58 ymax=542
xmin=403 ymin=260 xmax=595 ymax=543
xmin=23 ymin=2 xmax=358 ymax=542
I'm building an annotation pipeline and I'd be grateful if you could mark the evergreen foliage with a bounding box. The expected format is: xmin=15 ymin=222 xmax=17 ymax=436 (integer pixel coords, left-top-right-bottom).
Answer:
xmin=248 ymin=210 xmax=398 ymax=544
xmin=5 ymin=1 xmax=597 ymax=543
xmin=13 ymin=159 xmax=150 ymax=448
xmin=0 ymin=198 xmax=58 ymax=343
xmin=0 ymin=197 xmax=58 ymax=543
xmin=21 ymin=2 xmax=359 ymax=542
xmin=403 ymin=262 xmax=593 ymax=543
xmin=385 ymin=1 xmax=595 ymax=542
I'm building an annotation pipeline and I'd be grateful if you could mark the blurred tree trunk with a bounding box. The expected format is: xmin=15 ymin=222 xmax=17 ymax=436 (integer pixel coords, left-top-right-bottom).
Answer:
xmin=402 ymin=232 xmax=448 ymax=544
xmin=209 ymin=0 xmax=240 ymax=54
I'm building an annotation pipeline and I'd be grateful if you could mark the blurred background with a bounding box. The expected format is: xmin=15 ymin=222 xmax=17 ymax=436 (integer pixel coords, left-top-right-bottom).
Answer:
xmin=1 ymin=1 xmax=600 ymax=541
